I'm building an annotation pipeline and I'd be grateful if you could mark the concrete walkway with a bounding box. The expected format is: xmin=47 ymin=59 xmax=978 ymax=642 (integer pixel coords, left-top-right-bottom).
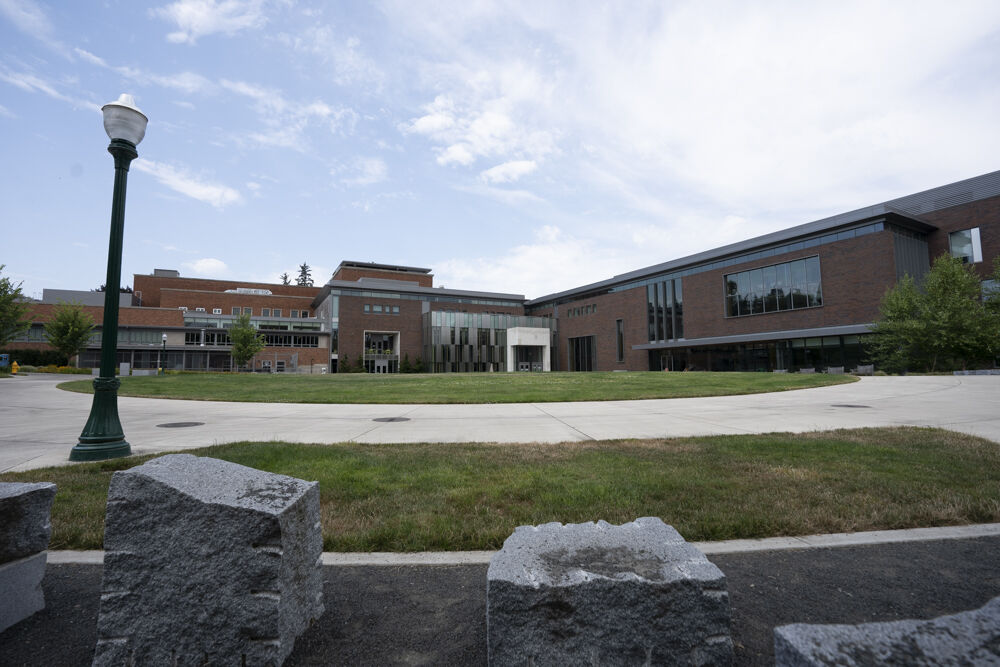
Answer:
xmin=2 ymin=374 xmax=998 ymax=472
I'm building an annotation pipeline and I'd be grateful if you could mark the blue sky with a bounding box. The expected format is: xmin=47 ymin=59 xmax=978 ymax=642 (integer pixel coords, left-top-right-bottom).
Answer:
xmin=2 ymin=1 xmax=999 ymax=301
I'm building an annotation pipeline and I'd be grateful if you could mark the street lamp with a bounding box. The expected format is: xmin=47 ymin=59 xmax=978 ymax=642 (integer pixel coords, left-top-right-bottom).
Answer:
xmin=160 ymin=333 xmax=167 ymax=375
xmin=70 ymin=94 xmax=147 ymax=462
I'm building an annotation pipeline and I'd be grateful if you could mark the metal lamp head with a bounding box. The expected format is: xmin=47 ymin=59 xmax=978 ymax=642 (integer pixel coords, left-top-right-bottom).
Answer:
xmin=102 ymin=94 xmax=148 ymax=146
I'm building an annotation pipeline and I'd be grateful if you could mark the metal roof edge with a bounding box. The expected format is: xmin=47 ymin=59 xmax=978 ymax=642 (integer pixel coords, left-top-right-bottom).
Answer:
xmin=632 ymin=324 xmax=873 ymax=350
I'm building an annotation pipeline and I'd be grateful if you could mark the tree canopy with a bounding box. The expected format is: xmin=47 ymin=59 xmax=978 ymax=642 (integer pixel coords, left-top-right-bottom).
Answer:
xmin=0 ymin=265 xmax=31 ymax=349
xmin=296 ymin=262 xmax=314 ymax=287
xmin=280 ymin=272 xmax=291 ymax=286
xmin=867 ymin=255 xmax=1000 ymax=372
xmin=229 ymin=312 xmax=266 ymax=369
xmin=44 ymin=303 xmax=95 ymax=365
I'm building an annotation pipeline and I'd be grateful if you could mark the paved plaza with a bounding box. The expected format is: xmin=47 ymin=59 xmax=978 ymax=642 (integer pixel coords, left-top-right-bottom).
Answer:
xmin=1 ymin=374 xmax=998 ymax=472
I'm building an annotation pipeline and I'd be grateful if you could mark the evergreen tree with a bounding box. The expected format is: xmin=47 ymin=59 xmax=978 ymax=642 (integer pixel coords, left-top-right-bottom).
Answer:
xmin=44 ymin=303 xmax=95 ymax=365
xmin=400 ymin=353 xmax=412 ymax=373
xmin=229 ymin=312 xmax=266 ymax=369
xmin=280 ymin=272 xmax=291 ymax=286
xmin=296 ymin=263 xmax=314 ymax=287
xmin=0 ymin=265 xmax=31 ymax=349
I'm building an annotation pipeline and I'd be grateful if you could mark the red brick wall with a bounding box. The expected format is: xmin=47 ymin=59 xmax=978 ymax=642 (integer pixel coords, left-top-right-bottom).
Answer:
xmin=540 ymin=288 xmax=648 ymax=371
xmin=922 ymin=193 xmax=1000 ymax=278
xmin=26 ymin=304 xmax=185 ymax=327
xmin=683 ymin=229 xmax=898 ymax=340
xmin=336 ymin=296 xmax=525 ymax=371
xmin=133 ymin=275 xmax=320 ymax=308
xmin=157 ymin=289 xmax=315 ymax=317
xmin=332 ymin=266 xmax=433 ymax=287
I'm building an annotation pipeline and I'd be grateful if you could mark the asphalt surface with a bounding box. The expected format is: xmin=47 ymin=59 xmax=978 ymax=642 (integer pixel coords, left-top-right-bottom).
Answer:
xmin=2 ymin=536 xmax=998 ymax=666
xmin=3 ymin=374 xmax=1000 ymax=472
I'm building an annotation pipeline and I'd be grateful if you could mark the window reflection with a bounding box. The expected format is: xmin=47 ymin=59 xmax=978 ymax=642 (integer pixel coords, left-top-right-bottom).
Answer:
xmin=725 ymin=256 xmax=823 ymax=317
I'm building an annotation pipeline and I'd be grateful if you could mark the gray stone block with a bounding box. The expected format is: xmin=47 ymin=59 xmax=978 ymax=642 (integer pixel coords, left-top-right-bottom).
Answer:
xmin=487 ymin=517 xmax=733 ymax=666
xmin=0 ymin=481 xmax=56 ymax=563
xmin=0 ymin=552 xmax=47 ymax=633
xmin=94 ymin=454 xmax=323 ymax=666
xmin=774 ymin=595 xmax=1000 ymax=666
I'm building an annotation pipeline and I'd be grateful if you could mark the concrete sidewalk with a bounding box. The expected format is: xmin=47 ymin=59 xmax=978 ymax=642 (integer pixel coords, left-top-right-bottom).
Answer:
xmin=2 ymin=374 xmax=999 ymax=472
xmin=3 ymin=531 xmax=999 ymax=666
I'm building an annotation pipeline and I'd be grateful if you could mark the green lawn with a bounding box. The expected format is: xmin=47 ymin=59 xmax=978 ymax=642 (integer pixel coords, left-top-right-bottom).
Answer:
xmin=4 ymin=427 xmax=997 ymax=552
xmin=57 ymin=370 xmax=855 ymax=404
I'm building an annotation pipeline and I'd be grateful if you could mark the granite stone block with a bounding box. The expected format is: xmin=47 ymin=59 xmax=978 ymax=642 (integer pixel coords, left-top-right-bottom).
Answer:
xmin=774 ymin=595 xmax=1000 ymax=666
xmin=0 ymin=552 xmax=47 ymax=633
xmin=93 ymin=454 xmax=323 ymax=666
xmin=0 ymin=482 xmax=56 ymax=563
xmin=487 ymin=517 xmax=733 ymax=666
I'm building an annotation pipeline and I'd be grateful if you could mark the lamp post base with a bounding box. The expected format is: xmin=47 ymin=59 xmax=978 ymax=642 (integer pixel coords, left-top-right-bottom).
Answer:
xmin=70 ymin=439 xmax=132 ymax=462
xmin=72 ymin=376 xmax=132 ymax=462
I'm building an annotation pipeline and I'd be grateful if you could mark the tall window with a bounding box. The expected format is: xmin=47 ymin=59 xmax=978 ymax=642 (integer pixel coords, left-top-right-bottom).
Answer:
xmin=647 ymin=278 xmax=683 ymax=342
xmin=725 ymin=256 xmax=822 ymax=317
xmin=950 ymin=228 xmax=983 ymax=264
xmin=616 ymin=319 xmax=624 ymax=362
xmin=568 ymin=335 xmax=596 ymax=371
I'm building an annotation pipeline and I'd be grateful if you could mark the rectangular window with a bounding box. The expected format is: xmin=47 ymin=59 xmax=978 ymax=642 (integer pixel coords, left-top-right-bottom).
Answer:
xmin=725 ymin=256 xmax=821 ymax=317
xmin=273 ymin=309 xmax=281 ymax=317
xmin=392 ymin=306 xmax=399 ymax=314
xmin=373 ymin=304 xmax=383 ymax=313
xmin=232 ymin=307 xmax=240 ymax=315
xmin=262 ymin=308 xmax=271 ymax=317
xmin=363 ymin=304 xmax=370 ymax=313
xmin=950 ymin=228 xmax=983 ymax=263
xmin=301 ymin=310 xmax=309 ymax=318
xmin=178 ymin=306 xmax=187 ymax=311
xmin=291 ymin=310 xmax=299 ymax=318
xmin=243 ymin=307 xmax=251 ymax=315
xmin=195 ymin=307 xmax=206 ymax=312
xmin=616 ymin=319 xmax=624 ymax=362
xmin=212 ymin=308 xmax=222 ymax=315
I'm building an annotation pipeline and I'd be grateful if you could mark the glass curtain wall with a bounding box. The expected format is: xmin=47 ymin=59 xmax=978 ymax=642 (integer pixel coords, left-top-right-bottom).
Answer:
xmin=725 ymin=256 xmax=822 ymax=317
xmin=422 ymin=311 xmax=553 ymax=372
xmin=646 ymin=278 xmax=683 ymax=342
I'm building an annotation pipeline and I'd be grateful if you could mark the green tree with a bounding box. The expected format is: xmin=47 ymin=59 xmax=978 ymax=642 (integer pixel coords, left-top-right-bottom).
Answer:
xmin=229 ymin=312 xmax=266 ymax=369
xmin=280 ymin=272 xmax=291 ymax=286
xmin=44 ymin=303 xmax=95 ymax=366
xmin=412 ymin=356 xmax=425 ymax=373
xmin=400 ymin=353 xmax=412 ymax=373
xmin=0 ymin=265 xmax=31 ymax=349
xmin=868 ymin=255 xmax=997 ymax=372
xmin=296 ymin=262 xmax=314 ymax=287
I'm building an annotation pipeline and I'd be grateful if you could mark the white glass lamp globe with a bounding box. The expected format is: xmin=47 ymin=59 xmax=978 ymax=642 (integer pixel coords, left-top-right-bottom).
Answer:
xmin=101 ymin=94 xmax=148 ymax=145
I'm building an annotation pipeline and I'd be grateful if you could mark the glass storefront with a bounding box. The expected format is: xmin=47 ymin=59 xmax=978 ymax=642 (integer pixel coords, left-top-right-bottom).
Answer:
xmin=649 ymin=335 xmax=867 ymax=373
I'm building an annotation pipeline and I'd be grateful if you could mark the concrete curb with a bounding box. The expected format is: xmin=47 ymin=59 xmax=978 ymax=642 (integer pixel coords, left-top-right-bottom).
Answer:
xmin=45 ymin=522 xmax=1000 ymax=566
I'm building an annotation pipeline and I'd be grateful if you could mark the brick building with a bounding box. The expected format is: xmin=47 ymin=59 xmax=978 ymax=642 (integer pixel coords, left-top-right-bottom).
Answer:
xmin=9 ymin=170 xmax=999 ymax=373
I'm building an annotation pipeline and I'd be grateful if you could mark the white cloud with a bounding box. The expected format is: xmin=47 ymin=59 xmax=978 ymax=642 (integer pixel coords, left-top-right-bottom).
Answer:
xmin=0 ymin=103 xmax=14 ymax=118
xmin=337 ymin=157 xmax=387 ymax=187
xmin=0 ymin=67 xmax=100 ymax=112
xmin=184 ymin=257 xmax=229 ymax=277
xmin=152 ymin=0 xmax=270 ymax=44
xmin=403 ymin=91 xmax=556 ymax=168
xmin=133 ymin=159 xmax=243 ymax=208
xmin=278 ymin=25 xmax=383 ymax=88
xmin=0 ymin=0 xmax=66 ymax=53
xmin=434 ymin=225 xmax=629 ymax=299
xmin=221 ymin=78 xmax=354 ymax=148
xmin=73 ymin=48 xmax=107 ymax=67
xmin=389 ymin=0 xmax=1000 ymax=233
xmin=480 ymin=160 xmax=537 ymax=184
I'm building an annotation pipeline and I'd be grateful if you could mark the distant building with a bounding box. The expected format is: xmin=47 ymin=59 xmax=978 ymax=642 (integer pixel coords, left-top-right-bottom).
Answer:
xmin=7 ymin=170 xmax=999 ymax=372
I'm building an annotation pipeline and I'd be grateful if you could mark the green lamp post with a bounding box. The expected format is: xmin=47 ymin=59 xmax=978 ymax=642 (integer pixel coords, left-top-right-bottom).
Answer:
xmin=70 ymin=94 xmax=147 ymax=462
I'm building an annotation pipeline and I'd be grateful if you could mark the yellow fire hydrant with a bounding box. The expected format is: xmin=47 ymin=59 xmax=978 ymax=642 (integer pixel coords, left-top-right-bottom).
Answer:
xmin=11 ymin=361 xmax=19 ymax=375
